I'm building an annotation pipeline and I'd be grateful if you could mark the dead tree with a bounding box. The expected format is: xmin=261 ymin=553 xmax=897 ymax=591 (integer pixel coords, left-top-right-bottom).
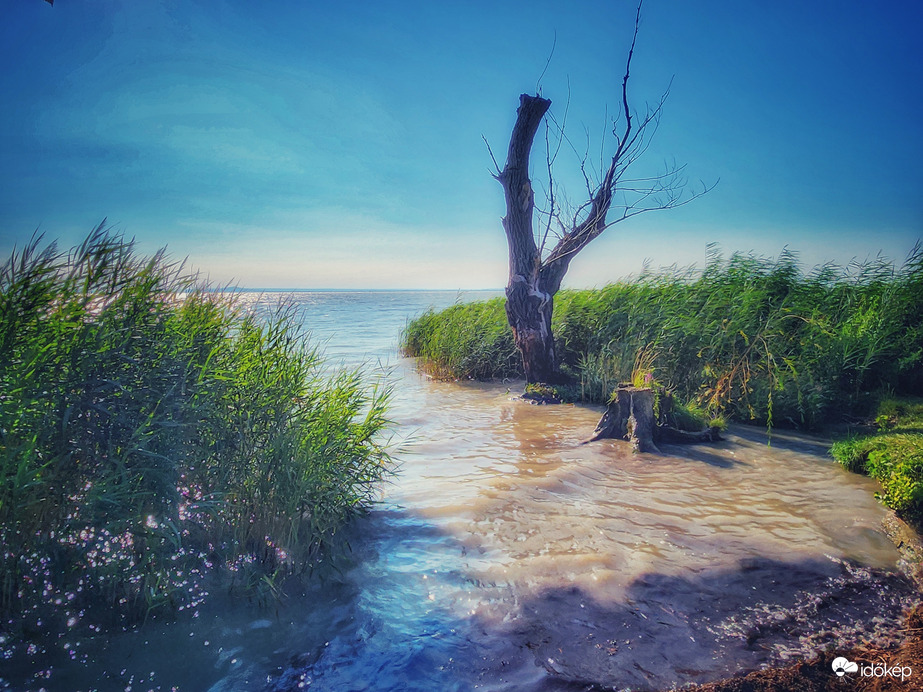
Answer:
xmin=493 ymin=2 xmax=711 ymax=384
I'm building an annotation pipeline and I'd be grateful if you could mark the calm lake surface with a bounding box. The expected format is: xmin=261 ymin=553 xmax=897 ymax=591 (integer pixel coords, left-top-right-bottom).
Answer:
xmin=3 ymin=291 xmax=913 ymax=691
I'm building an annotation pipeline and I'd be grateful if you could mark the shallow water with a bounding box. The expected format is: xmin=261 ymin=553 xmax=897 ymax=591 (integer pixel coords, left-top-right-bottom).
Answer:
xmin=2 ymin=291 xmax=913 ymax=691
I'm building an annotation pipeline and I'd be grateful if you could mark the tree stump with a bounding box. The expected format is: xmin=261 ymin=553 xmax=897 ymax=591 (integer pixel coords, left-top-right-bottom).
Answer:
xmin=588 ymin=385 xmax=660 ymax=453
xmin=586 ymin=385 xmax=721 ymax=453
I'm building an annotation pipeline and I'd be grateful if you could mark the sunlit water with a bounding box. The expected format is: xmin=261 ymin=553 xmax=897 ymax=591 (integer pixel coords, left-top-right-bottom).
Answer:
xmin=2 ymin=291 xmax=914 ymax=691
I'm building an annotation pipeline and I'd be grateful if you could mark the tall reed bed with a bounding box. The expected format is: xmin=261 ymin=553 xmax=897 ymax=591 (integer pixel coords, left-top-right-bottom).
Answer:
xmin=0 ymin=227 xmax=393 ymax=632
xmin=400 ymin=297 xmax=520 ymax=380
xmin=402 ymin=246 xmax=923 ymax=428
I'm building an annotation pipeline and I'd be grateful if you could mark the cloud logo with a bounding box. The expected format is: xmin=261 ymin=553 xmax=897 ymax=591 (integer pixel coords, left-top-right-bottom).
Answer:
xmin=832 ymin=657 xmax=859 ymax=677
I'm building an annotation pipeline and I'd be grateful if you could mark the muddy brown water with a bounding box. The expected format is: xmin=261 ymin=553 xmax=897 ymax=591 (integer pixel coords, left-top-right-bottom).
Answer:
xmin=2 ymin=292 xmax=915 ymax=691
xmin=340 ymin=375 xmax=913 ymax=691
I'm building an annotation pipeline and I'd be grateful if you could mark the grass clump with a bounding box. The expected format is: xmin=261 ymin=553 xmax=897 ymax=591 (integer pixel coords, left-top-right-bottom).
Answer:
xmin=831 ymin=397 xmax=923 ymax=520
xmin=662 ymin=400 xmax=715 ymax=432
xmin=400 ymin=297 xmax=519 ymax=379
xmin=0 ymin=226 xmax=393 ymax=632
xmin=521 ymin=382 xmax=583 ymax=404
xmin=401 ymin=246 xmax=923 ymax=430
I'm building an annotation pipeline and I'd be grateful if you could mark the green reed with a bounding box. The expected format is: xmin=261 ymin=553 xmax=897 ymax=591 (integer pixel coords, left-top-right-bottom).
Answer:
xmin=400 ymin=297 xmax=519 ymax=380
xmin=401 ymin=245 xmax=923 ymax=430
xmin=0 ymin=226 xmax=393 ymax=628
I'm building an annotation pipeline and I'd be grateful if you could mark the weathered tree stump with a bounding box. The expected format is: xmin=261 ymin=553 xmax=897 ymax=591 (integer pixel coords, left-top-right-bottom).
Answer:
xmin=588 ymin=385 xmax=659 ymax=453
xmin=586 ymin=385 xmax=721 ymax=453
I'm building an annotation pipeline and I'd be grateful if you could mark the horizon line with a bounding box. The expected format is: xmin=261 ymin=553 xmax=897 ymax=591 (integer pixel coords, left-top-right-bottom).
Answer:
xmin=207 ymin=287 xmax=506 ymax=293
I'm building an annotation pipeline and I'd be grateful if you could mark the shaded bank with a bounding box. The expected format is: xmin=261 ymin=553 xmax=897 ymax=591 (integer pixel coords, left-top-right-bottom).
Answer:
xmin=488 ymin=556 xmax=918 ymax=691
xmin=688 ymin=603 xmax=923 ymax=692
xmin=267 ymin=512 xmax=919 ymax=691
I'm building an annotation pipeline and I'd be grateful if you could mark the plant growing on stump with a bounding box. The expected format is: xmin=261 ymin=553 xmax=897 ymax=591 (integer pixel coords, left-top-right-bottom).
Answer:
xmin=493 ymin=1 xmax=710 ymax=384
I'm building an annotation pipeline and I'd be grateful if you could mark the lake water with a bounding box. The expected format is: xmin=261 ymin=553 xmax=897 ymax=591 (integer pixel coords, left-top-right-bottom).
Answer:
xmin=2 ymin=291 xmax=915 ymax=691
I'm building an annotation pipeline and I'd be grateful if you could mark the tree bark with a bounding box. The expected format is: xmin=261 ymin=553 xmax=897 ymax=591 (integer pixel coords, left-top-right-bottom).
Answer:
xmin=505 ymin=280 xmax=557 ymax=383
xmin=498 ymin=94 xmax=557 ymax=383
xmin=497 ymin=94 xmax=620 ymax=384
xmin=588 ymin=387 xmax=632 ymax=441
xmin=626 ymin=387 xmax=659 ymax=453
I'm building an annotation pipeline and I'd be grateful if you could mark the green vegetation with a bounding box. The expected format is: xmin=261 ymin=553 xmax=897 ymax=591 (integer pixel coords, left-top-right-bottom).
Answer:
xmin=0 ymin=227 xmax=393 ymax=631
xmin=660 ymin=397 xmax=727 ymax=433
xmin=402 ymin=247 xmax=923 ymax=430
xmin=401 ymin=297 xmax=519 ymax=380
xmin=831 ymin=398 xmax=923 ymax=521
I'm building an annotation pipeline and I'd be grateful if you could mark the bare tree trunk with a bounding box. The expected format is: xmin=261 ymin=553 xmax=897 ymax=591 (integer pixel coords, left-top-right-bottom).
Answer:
xmin=498 ymin=94 xmax=556 ymax=383
xmin=505 ymin=281 xmax=558 ymax=383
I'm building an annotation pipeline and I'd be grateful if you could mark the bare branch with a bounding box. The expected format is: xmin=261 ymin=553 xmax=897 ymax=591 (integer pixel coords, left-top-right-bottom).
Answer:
xmin=536 ymin=31 xmax=557 ymax=95
xmin=613 ymin=0 xmax=643 ymax=165
xmin=537 ymin=82 xmax=573 ymax=256
xmin=539 ymin=123 xmax=555 ymax=257
xmin=483 ymin=135 xmax=501 ymax=177
xmin=546 ymin=76 xmax=570 ymax=167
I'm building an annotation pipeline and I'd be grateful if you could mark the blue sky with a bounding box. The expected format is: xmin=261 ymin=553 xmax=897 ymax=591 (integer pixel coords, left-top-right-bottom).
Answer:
xmin=1 ymin=0 xmax=920 ymax=289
